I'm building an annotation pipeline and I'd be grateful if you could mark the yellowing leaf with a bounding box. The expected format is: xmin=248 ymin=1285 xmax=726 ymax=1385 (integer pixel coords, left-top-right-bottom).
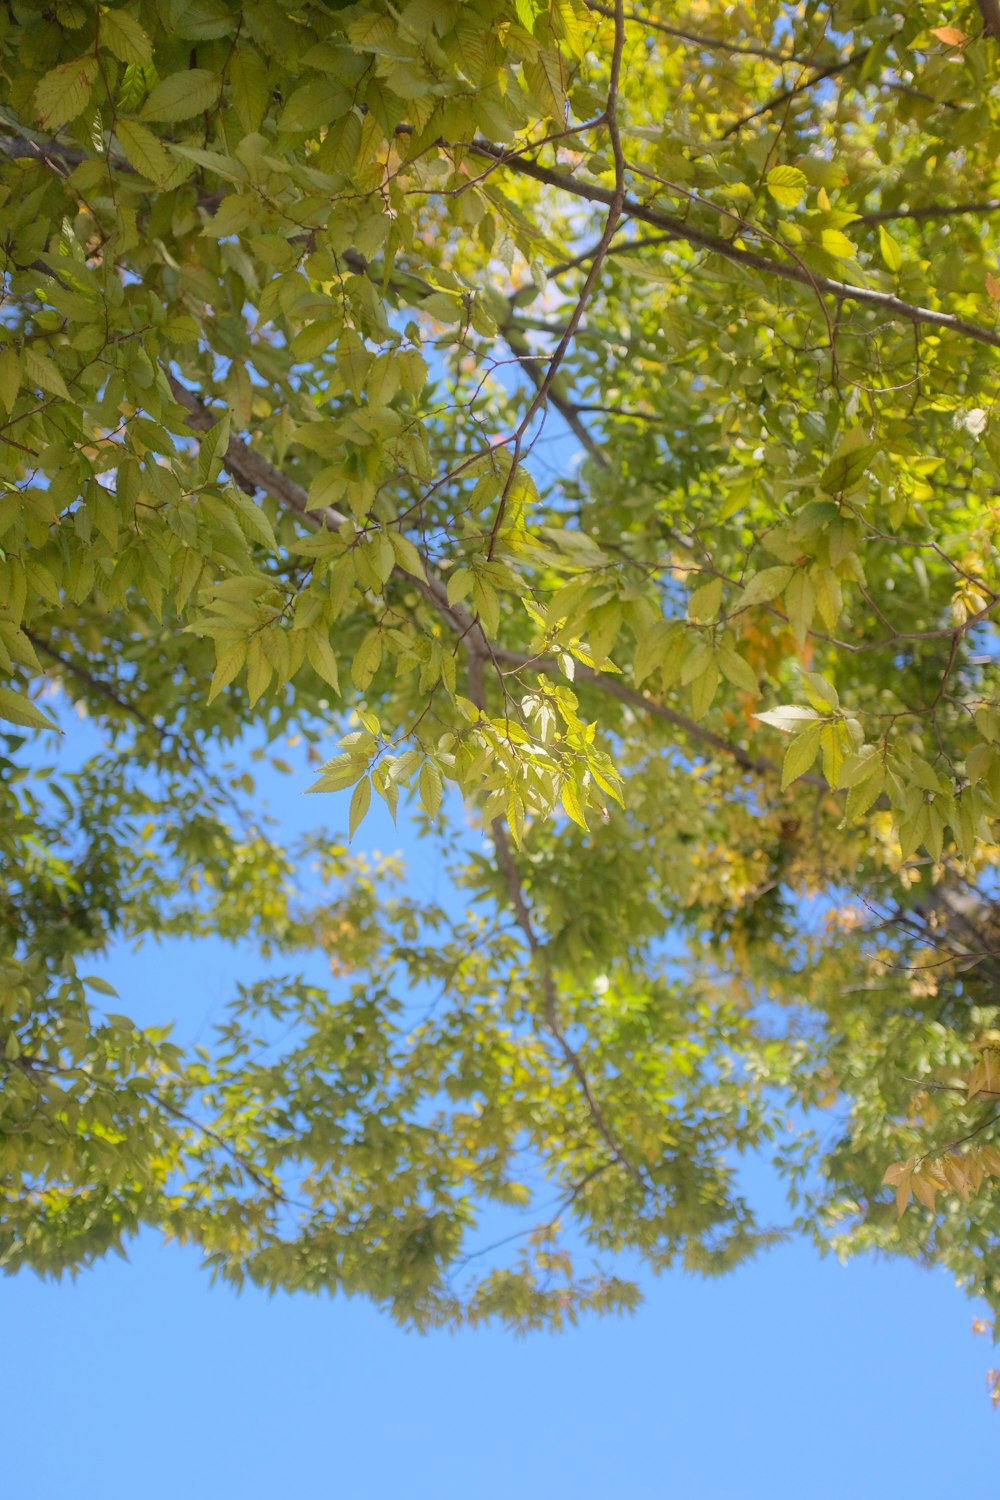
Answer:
xmin=419 ymin=760 xmax=443 ymax=818
xmin=766 ymin=165 xmax=808 ymax=208
xmin=561 ymin=776 xmax=588 ymax=829
xmin=756 ymin=705 xmax=820 ymax=734
xmin=717 ymin=645 xmax=759 ymax=695
xmin=784 ymin=571 xmax=815 ymax=644
xmin=819 ymin=229 xmax=856 ymax=260
xmin=389 ymin=530 xmax=428 ymax=583
xmin=34 ymin=56 xmax=99 ymax=129
xmin=306 ymin=633 xmax=340 ymax=694
xmin=207 ymin=642 xmax=246 ymax=704
xmin=736 ymin=566 xmax=793 ymax=612
xmin=446 ymin=567 xmax=473 ymax=607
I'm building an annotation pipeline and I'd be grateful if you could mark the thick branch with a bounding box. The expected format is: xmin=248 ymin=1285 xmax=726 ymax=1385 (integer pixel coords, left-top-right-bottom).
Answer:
xmin=585 ymin=1 xmax=797 ymax=62
xmin=168 ymin=376 xmax=479 ymax=641
xmin=466 ymin=141 xmax=1000 ymax=352
xmin=168 ymin=379 xmax=801 ymax=782
xmin=856 ymin=199 xmax=1000 ymax=224
xmin=978 ymin=0 xmax=1000 ymax=43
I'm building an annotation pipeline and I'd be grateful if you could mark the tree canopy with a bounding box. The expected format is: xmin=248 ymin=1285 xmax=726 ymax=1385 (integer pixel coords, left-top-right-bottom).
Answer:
xmin=3 ymin=0 xmax=1000 ymax=1369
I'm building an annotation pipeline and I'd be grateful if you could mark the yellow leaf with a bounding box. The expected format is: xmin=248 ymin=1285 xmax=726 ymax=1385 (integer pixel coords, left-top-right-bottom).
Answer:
xmin=561 ymin=777 xmax=589 ymax=829
xmin=34 ymin=56 xmax=98 ymax=129
xmin=820 ymin=229 xmax=856 ymax=260
xmin=766 ymin=165 xmax=808 ymax=208
xmin=348 ymin=777 xmax=371 ymax=840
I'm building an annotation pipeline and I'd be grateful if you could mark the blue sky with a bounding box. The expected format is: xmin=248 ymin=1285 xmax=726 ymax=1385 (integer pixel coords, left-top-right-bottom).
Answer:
xmin=5 ymin=736 xmax=1000 ymax=1499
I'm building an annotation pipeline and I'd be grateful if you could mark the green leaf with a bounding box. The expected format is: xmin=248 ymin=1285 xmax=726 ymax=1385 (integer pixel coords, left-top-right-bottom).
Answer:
xmin=0 ymin=685 xmax=59 ymax=731
xmin=736 ymin=566 xmax=793 ymax=612
xmin=23 ymin=347 xmax=71 ymax=402
xmin=348 ymin=776 xmax=372 ymax=839
xmin=81 ymin=974 xmax=119 ymax=997
xmin=878 ymin=224 xmax=903 ymax=273
xmin=198 ymin=415 xmax=231 ymax=484
xmin=0 ymin=347 xmax=21 ymax=416
xmin=687 ymin=577 xmax=723 ymax=622
xmin=781 ymin=723 xmax=822 ymax=789
xmin=419 ymin=760 xmax=443 ymax=818
xmin=100 ymin=8 xmax=153 ymax=66
xmin=306 ymin=632 xmax=340 ymax=693
xmin=141 ymin=69 xmax=220 ymax=123
xmin=278 ymin=78 xmax=351 ymax=133
xmin=116 ymin=118 xmax=173 ymax=186
xmin=820 ymin=434 xmax=877 ymax=494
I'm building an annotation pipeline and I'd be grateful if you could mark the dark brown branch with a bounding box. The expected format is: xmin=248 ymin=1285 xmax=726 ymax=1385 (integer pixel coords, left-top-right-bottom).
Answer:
xmin=24 ymin=628 xmax=157 ymax=734
xmin=11 ymin=1053 xmax=286 ymax=1203
xmin=977 ymin=0 xmax=1000 ymax=43
xmin=491 ymin=816 xmax=647 ymax=1189
xmin=722 ymin=48 xmax=872 ymax=138
xmin=168 ymin=380 xmax=805 ymax=783
xmin=856 ymin=199 xmax=1000 ymax=224
xmin=485 ymin=4 xmax=628 ymax=558
xmin=168 ymin=375 xmax=479 ymax=641
xmin=491 ymin=646 xmax=795 ymax=779
xmin=466 ymin=140 xmax=1000 ymax=351
xmin=585 ymin=1 xmax=797 ymax=62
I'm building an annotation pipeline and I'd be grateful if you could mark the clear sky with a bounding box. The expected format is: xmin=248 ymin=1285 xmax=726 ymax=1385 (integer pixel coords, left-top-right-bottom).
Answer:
xmin=5 ymin=738 xmax=999 ymax=1499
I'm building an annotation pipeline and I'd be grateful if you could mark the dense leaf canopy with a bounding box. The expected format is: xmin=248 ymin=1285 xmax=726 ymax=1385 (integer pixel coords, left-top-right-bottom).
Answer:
xmin=3 ymin=0 xmax=1000 ymax=1358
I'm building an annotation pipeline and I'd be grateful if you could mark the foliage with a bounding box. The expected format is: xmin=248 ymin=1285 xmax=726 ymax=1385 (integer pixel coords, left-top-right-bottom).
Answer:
xmin=3 ymin=0 xmax=1000 ymax=1351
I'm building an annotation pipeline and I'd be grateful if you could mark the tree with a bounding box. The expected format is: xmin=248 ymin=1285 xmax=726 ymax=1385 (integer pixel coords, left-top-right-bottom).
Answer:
xmin=2 ymin=0 xmax=1000 ymax=1356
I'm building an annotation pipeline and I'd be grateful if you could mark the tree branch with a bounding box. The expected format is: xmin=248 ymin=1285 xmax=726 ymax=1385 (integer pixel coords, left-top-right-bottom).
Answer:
xmin=722 ymin=48 xmax=872 ymax=138
xmin=168 ymin=378 xmax=806 ymax=783
xmin=490 ymin=814 xmax=647 ymax=1188
xmin=485 ymin=4 xmax=627 ymax=559
xmin=585 ymin=1 xmax=798 ymax=63
xmin=23 ymin=628 xmax=160 ymax=735
xmin=977 ymin=0 xmax=1000 ymax=43
xmin=466 ymin=141 xmax=1000 ymax=352
xmin=856 ymin=199 xmax=1000 ymax=224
